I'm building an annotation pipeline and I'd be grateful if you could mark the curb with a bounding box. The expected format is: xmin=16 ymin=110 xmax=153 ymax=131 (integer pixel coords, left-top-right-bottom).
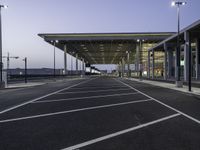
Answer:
xmin=125 ymin=77 xmax=200 ymax=96
xmin=5 ymin=83 xmax=46 ymax=90
xmin=3 ymin=77 xmax=86 ymax=90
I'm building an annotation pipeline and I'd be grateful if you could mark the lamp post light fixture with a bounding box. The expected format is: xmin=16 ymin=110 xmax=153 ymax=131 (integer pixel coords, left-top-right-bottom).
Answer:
xmin=0 ymin=4 xmax=8 ymax=88
xmin=171 ymin=1 xmax=187 ymax=87
xmin=0 ymin=5 xmax=8 ymax=9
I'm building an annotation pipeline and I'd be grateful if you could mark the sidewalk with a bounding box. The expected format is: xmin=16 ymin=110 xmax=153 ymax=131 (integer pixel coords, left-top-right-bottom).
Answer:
xmin=5 ymin=76 xmax=86 ymax=89
xmin=6 ymin=82 xmax=46 ymax=89
xmin=126 ymin=77 xmax=200 ymax=96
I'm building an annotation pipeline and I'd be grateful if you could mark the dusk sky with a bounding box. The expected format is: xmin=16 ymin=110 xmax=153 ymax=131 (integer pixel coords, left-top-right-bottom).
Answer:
xmin=1 ymin=0 xmax=200 ymax=70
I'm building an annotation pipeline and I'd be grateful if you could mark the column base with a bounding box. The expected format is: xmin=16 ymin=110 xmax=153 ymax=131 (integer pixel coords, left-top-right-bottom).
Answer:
xmin=175 ymin=81 xmax=183 ymax=88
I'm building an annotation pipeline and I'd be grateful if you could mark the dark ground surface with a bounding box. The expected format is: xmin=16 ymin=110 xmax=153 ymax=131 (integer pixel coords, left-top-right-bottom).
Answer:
xmin=0 ymin=76 xmax=200 ymax=150
xmin=0 ymin=78 xmax=87 ymax=112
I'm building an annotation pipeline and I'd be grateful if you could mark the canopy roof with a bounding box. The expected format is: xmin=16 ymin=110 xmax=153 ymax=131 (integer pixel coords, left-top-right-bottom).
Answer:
xmin=38 ymin=32 xmax=174 ymax=64
xmin=149 ymin=19 xmax=200 ymax=51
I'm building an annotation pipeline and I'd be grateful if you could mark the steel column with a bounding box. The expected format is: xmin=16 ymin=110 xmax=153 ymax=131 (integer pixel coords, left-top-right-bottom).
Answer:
xmin=76 ymin=54 xmax=78 ymax=75
xmin=64 ymin=45 xmax=67 ymax=75
xmin=127 ymin=51 xmax=130 ymax=77
xmin=147 ymin=50 xmax=150 ymax=78
xmin=184 ymin=31 xmax=189 ymax=82
xmin=196 ymin=39 xmax=200 ymax=80
xmin=152 ymin=49 xmax=155 ymax=79
xmin=164 ymin=43 xmax=168 ymax=80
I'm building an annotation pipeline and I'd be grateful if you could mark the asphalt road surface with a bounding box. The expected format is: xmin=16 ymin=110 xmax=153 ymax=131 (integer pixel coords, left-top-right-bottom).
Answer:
xmin=0 ymin=76 xmax=200 ymax=150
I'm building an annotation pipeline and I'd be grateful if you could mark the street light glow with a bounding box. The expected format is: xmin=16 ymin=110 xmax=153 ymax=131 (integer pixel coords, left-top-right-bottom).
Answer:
xmin=182 ymin=2 xmax=186 ymax=5
xmin=171 ymin=1 xmax=176 ymax=6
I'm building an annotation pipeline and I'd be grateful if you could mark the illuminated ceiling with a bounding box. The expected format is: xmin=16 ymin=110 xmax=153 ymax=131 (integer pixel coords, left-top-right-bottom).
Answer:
xmin=38 ymin=32 xmax=174 ymax=64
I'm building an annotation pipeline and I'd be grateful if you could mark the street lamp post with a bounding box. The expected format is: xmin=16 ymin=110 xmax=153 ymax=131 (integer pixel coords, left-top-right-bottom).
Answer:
xmin=0 ymin=4 xmax=8 ymax=88
xmin=171 ymin=1 xmax=186 ymax=87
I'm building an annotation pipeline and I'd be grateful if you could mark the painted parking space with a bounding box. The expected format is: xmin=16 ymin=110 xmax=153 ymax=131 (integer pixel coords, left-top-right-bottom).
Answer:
xmin=81 ymin=116 xmax=200 ymax=150
xmin=0 ymin=77 xmax=200 ymax=150
xmin=63 ymin=86 xmax=130 ymax=92
xmin=39 ymin=89 xmax=136 ymax=101
xmin=0 ymin=92 xmax=148 ymax=120
xmin=0 ymin=100 xmax=177 ymax=150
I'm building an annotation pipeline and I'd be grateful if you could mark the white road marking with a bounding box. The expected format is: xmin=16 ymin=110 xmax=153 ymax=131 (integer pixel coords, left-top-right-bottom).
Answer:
xmin=70 ymin=86 xmax=128 ymax=90
xmin=0 ymin=79 xmax=93 ymax=115
xmin=117 ymin=79 xmax=200 ymax=124
xmin=32 ymin=92 xmax=139 ymax=103
xmin=57 ymin=88 xmax=131 ymax=94
xmin=0 ymin=99 xmax=153 ymax=123
xmin=61 ymin=113 xmax=181 ymax=150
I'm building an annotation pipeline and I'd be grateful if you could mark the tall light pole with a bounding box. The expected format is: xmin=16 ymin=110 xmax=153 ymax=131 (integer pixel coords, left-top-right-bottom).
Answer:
xmin=0 ymin=4 xmax=8 ymax=88
xmin=171 ymin=1 xmax=186 ymax=87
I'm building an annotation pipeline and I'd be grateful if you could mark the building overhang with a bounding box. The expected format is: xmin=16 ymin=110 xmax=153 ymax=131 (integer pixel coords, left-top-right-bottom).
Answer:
xmin=149 ymin=19 xmax=200 ymax=51
xmin=38 ymin=32 xmax=174 ymax=64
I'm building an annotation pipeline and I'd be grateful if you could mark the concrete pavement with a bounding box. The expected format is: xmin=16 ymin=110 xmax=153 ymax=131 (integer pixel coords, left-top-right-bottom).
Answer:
xmin=126 ymin=77 xmax=200 ymax=96
xmin=6 ymin=82 xmax=46 ymax=89
xmin=0 ymin=77 xmax=200 ymax=150
xmin=5 ymin=76 xmax=86 ymax=89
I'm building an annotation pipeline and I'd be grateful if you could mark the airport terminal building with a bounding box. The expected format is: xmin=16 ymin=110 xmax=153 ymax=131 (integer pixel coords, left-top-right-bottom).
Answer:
xmin=39 ymin=19 xmax=200 ymax=82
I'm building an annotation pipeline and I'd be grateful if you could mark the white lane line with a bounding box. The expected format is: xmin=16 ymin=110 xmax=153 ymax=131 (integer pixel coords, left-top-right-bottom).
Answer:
xmin=57 ymin=88 xmax=131 ymax=94
xmin=70 ymin=86 xmax=128 ymax=90
xmin=0 ymin=99 xmax=153 ymax=123
xmin=32 ymin=92 xmax=139 ymax=104
xmin=0 ymin=79 xmax=93 ymax=115
xmin=61 ymin=113 xmax=180 ymax=150
xmin=116 ymin=79 xmax=200 ymax=124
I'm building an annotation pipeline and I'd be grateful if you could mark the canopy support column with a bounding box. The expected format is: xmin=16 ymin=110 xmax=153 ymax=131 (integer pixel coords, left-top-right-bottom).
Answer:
xmin=148 ymin=50 xmax=150 ymax=79
xmin=184 ymin=31 xmax=190 ymax=82
xmin=164 ymin=43 xmax=168 ymax=80
xmin=196 ymin=38 xmax=200 ymax=80
xmin=127 ymin=51 xmax=130 ymax=77
xmin=152 ymin=49 xmax=155 ymax=79
xmin=64 ymin=44 xmax=67 ymax=75
xmin=76 ymin=54 xmax=78 ymax=75
xmin=82 ymin=58 xmax=85 ymax=75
